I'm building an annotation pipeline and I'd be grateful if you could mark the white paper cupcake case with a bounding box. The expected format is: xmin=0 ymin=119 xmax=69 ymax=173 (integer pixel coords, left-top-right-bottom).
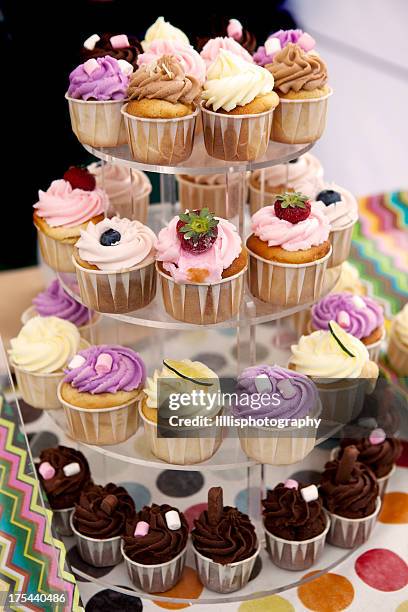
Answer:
xmin=157 ymin=264 xmax=247 ymax=325
xmin=247 ymin=247 xmax=331 ymax=307
xmin=193 ymin=544 xmax=261 ymax=594
xmin=264 ymin=516 xmax=330 ymax=571
xmin=74 ymin=256 xmax=156 ymax=314
xmin=122 ymin=105 xmax=198 ymax=165
xmin=13 ymin=365 xmax=64 ymax=410
xmin=387 ymin=333 xmax=408 ymax=376
xmin=52 ymin=507 xmax=74 ymax=536
xmin=176 ymin=175 xmax=242 ymax=219
xmin=330 ymin=447 xmax=395 ymax=500
xmin=327 ymin=497 xmax=381 ymax=549
xmin=70 ymin=515 xmax=122 ymax=567
xmin=366 ymin=331 xmax=385 ymax=363
xmin=37 ymin=229 xmax=76 ymax=273
xmin=248 ymin=182 xmax=280 ymax=216
xmin=21 ymin=306 xmax=102 ymax=344
xmin=66 ymin=94 xmax=127 ymax=147
xmin=314 ymin=378 xmax=367 ymax=425
xmin=108 ymin=186 xmax=151 ymax=223
xmin=201 ymin=104 xmax=274 ymax=162
xmin=121 ymin=543 xmax=187 ymax=593
xmin=328 ymin=220 xmax=356 ymax=268
xmin=271 ymin=89 xmax=332 ymax=145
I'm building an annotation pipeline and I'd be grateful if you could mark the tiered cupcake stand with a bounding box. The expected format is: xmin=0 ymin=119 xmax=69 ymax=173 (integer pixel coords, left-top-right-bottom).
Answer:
xmin=40 ymin=134 xmax=361 ymax=605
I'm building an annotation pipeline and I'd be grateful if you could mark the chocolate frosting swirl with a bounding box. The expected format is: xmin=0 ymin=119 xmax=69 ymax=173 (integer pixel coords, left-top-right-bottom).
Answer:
xmin=81 ymin=33 xmax=142 ymax=69
xmin=123 ymin=504 xmax=188 ymax=564
xmin=73 ymin=483 xmax=135 ymax=539
xmin=128 ymin=55 xmax=201 ymax=105
xmin=320 ymin=455 xmax=379 ymax=519
xmin=267 ymin=43 xmax=328 ymax=94
xmin=37 ymin=446 xmax=91 ymax=510
xmin=339 ymin=436 xmax=402 ymax=478
xmin=192 ymin=505 xmax=258 ymax=564
xmin=262 ymin=483 xmax=327 ymax=541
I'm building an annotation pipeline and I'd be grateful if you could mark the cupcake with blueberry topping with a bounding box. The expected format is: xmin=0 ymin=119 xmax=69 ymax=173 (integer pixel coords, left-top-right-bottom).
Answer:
xmin=80 ymin=33 xmax=142 ymax=70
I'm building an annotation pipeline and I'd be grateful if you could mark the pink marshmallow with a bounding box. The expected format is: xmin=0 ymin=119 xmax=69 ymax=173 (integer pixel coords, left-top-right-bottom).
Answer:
xmin=337 ymin=310 xmax=351 ymax=328
xmin=95 ymin=353 xmax=113 ymax=375
xmin=134 ymin=521 xmax=149 ymax=536
xmin=110 ymin=34 xmax=130 ymax=49
xmin=227 ymin=19 xmax=243 ymax=41
xmin=298 ymin=32 xmax=316 ymax=52
xmin=369 ymin=428 xmax=386 ymax=445
xmin=284 ymin=479 xmax=298 ymax=489
xmin=83 ymin=58 xmax=99 ymax=76
xmin=39 ymin=462 xmax=55 ymax=480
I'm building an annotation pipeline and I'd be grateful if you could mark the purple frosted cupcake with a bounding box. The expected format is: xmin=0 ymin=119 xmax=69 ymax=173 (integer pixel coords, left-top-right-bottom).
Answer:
xmin=254 ymin=29 xmax=316 ymax=66
xmin=233 ymin=365 xmax=321 ymax=465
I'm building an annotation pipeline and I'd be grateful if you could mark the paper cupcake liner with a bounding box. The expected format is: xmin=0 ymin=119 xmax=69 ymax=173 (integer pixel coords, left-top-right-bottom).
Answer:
xmin=52 ymin=507 xmax=74 ymax=537
xmin=157 ymin=263 xmax=247 ymax=325
xmin=107 ymin=185 xmax=151 ymax=223
xmin=330 ymin=447 xmax=395 ymax=500
xmin=264 ymin=517 xmax=330 ymax=571
xmin=66 ymin=94 xmax=127 ymax=147
xmin=139 ymin=405 xmax=223 ymax=465
xmin=201 ymin=104 xmax=274 ymax=162
xmin=387 ymin=333 xmax=408 ymax=376
xmin=193 ymin=544 xmax=261 ymax=594
xmin=247 ymin=247 xmax=331 ymax=307
xmin=37 ymin=229 xmax=76 ymax=273
xmin=13 ymin=365 xmax=64 ymax=410
xmin=366 ymin=331 xmax=385 ymax=363
xmin=176 ymin=175 xmax=242 ymax=219
xmin=58 ymin=383 xmax=140 ymax=446
xmin=74 ymin=256 xmax=156 ymax=314
xmin=328 ymin=219 xmax=356 ymax=268
xmin=121 ymin=543 xmax=187 ymax=593
xmin=327 ymin=497 xmax=381 ymax=549
xmin=70 ymin=515 xmax=122 ymax=567
xmin=122 ymin=105 xmax=198 ymax=165
xmin=271 ymin=89 xmax=332 ymax=145
xmin=314 ymin=377 xmax=367 ymax=425
xmin=21 ymin=306 xmax=101 ymax=344
xmin=248 ymin=182 xmax=279 ymax=216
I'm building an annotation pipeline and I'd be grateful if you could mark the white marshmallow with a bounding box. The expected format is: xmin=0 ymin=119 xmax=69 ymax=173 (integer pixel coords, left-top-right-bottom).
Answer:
xmin=83 ymin=34 xmax=100 ymax=51
xmin=117 ymin=59 xmax=133 ymax=76
xmin=352 ymin=295 xmax=366 ymax=309
xmin=255 ymin=374 xmax=272 ymax=394
xmin=165 ymin=510 xmax=181 ymax=530
xmin=68 ymin=355 xmax=86 ymax=369
xmin=63 ymin=462 xmax=81 ymax=477
xmin=277 ymin=379 xmax=296 ymax=400
xmin=265 ymin=37 xmax=281 ymax=56
xmin=83 ymin=58 xmax=99 ymax=76
xmin=301 ymin=484 xmax=319 ymax=502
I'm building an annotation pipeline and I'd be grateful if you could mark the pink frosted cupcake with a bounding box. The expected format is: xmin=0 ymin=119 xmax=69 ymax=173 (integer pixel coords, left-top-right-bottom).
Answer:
xmin=137 ymin=39 xmax=206 ymax=84
xmin=200 ymin=36 xmax=254 ymax=69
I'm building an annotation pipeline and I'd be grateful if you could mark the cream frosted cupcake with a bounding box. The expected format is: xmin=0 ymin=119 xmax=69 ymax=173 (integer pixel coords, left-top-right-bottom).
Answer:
xmin=387 ymin=304 xmax=408 ymax=375
xmin=74 ymin=216 xmax=157 ymax=314
xmin=176 ymin=173 xmax=244 ymax=219
xmin=9 ymin=316 xmax=82 ymax=410
xmin=141 ymin=17 xmax=189 ymax=51
xmin=140 ymin=359 xmax=222 ymax=465
xmin=200 ymin=36 xmax=254 ymax=69
xmin=88 ymin=162 xmax=152 ymax=222
xmin=332 ymin=261 xmax=366 ymax=295
xmin=201 ymin=49 xmax=279 ymax=161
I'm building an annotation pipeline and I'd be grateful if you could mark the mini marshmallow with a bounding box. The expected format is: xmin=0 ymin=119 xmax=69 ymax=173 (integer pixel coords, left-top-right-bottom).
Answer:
xmin=110 ymin=34 xmax=130 ymax=49
xmin=352 ymin=295 xmax=366 ymax=309
xmin=227 ymin=19 xmax=243 ymax=41
xmin=117 ymin=59 xmax=133 ymax=76
xmin=337 ymin=310 xmax=351 ymax=328
xmin=297 ymin=32 xmax=316 ymax=52
xmin=39 ymin=462 xmax=55 ymax=480
xmin=68 ymin=354 xmax=86 ymax=370
xmin=277 ymin=379 xmax=296 ymax=400
xmin=301 ymin=484 xmax=319 ymax=502
xmin=95 ymin=353 xmax=113 ymax=375
xmin=63 ymin=462 xmax=81 ymax=477
xmin=369 ymin=428 xmax=386 ymax=445
xmin=83 ymin=58 xmax=99 ymax=76
xmin=83 ymin=34 xmax=100 ymax=51
xmin=255 ymin=374 xmax=272 ymax=394
xmin=265 ymin=37 xmax=282 ymax=56
xmin=165 ymin=510 xmax=181 ymax=530
xmin=284 ymin=479 xmax=298 ymax=489
xmin=134 ymin=521 xmax=149 ymax=536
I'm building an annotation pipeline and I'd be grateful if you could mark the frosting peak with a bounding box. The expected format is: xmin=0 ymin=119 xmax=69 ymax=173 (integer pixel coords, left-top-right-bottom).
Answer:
xmin=267 ymin=43 xmax=328 ymax=94
xmin=73 ymin=483 xmax=135 ymax=538
xmin=137 ymin=40 xmax=206 ymax=84
xmin=33 ymin=279 xmax=93 ymax=327
xmin=200 ymin=36 xmax=254 ymax=68
xmin=68 ymin=55 xmax=131 ymax=101
xmin=142 ymin=17 xmax=189 ymax=51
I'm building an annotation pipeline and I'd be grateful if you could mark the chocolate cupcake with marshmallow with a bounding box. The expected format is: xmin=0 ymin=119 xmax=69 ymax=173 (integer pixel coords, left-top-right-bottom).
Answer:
xmin=80 ymin=32 xmax=142 ymax=69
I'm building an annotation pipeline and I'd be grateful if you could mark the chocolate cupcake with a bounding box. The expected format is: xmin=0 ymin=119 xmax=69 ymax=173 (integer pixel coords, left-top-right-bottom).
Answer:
xmin=262 ymin=480 xmax=329 ymax=570
xmin=320 ymin=446 xmax=381 ymax=548
xmin=192 ymin=487 xmax=259 ymax=593
xmin=122 ymin=504 xmax=188 ymax=593
xmin=71 ymin=483 xmax=135 ymax=567
xmin=37 ymin=446 xmax=91 ymax=536
xmin=80 ymin=33 xmax=142 ymax=69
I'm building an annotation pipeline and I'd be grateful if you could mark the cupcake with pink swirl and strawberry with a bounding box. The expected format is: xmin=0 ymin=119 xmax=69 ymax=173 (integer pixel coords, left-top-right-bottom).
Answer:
xmin=156 ymin=209 xmax=247 ymax=324
xmin=247 ymin=192 xmax=331 ymax=306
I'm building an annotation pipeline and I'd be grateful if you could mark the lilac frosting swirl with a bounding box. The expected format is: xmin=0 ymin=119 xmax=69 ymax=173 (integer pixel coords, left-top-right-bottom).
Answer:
xmin=64 ymin=345 xmax=145 ymax=394
xmin=312 ymin=293 xmax=384 ymax=340
xmin=33 ymin=280 xmax=93 ymax=328
xmin=254 ymin=29 xmax=304 ymax=66
xmin=68 ymin=56 xmax=130 ymax=101
xmin=232 ymin=365 xmax=319 ymax=419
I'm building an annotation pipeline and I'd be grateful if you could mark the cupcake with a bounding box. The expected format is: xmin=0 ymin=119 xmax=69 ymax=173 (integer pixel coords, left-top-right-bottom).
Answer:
xmin=201 ymin=50 xmax=279 ymax=161
xmin=196 ymin=17 xmax=257 ymax=54
xmin=262 ymin=480 xmax=329 ymax=570
xmin=289 ymin=322 xmax=379 ymax=423
xmin=331 ymin=261 xmax=366 ymax=295
xmin=200 ymin=36 xmax=254 ymax=69
xmin=320 ymin=445 xmax=381 ymax=548
xmin=80 ymin=33 xmax=142 ymax=70
xmin=71 ymin=483 xmax=135 ymax=567
xmin=122 ymin=55 xmax=200 ymax=165
xmin=254 ymin=29 xmax=316 ymax=67
xmin=192 ymin=487 xmax=259 ymax=593
xmin=248 ymin=152 xmax=324 ymax=214
xmin=58 ymin=344 xmax=145 ymax=445
xmin=37 ymin=445 xmax=91 ymax=536
xmin=137 ymin=39 xmax=206 ymax=84
xmin=387 ymin=304 xmax=408 ymax=375
xmin=140 ymin=359 xmax=222 ymax=464
xmin=315 ymin=185 xmax=359 ymax=267
xmin=9 ymin=316 xmax=82 ymax=410
xmin=33 ymin=167 xmax=107 ymax=273
xmin=311 ymin=293 xmax=385 ymax=362
xmin=122 ymin=503 xmax=188 ymax=592
xmin=177 ymin=173 xmax=244 ymax=219
xmin=233 ymin=365 xmax=321 ymax=465
xmin=66 ymin=55 xmax=133 ymax=147
xmin=247 ymin=193 xmax=331 ymax=306
xmin=88 ymin=162 xmax=152 ymax=222
xmin=156 ymin=209 xmax=247 ymax=324
xmin=267 ymin=43 xmax=332 ymax=144
xmin=22 ymin=279 xmax=100 ymax=344
xmin=141 ymin=17 xmax=189 ymax=51
xmin=73 ymin=216 xmax=157 ymax=314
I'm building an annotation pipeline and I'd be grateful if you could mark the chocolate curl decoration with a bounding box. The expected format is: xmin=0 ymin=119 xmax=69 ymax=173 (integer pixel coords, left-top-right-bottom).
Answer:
xmin=100 ymin=494 xmax=118 ymax=515
xmin=335 ymin=445 xmax=359 ymax=484
xmin=208 ymin=486 xmax=223 ymax=525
